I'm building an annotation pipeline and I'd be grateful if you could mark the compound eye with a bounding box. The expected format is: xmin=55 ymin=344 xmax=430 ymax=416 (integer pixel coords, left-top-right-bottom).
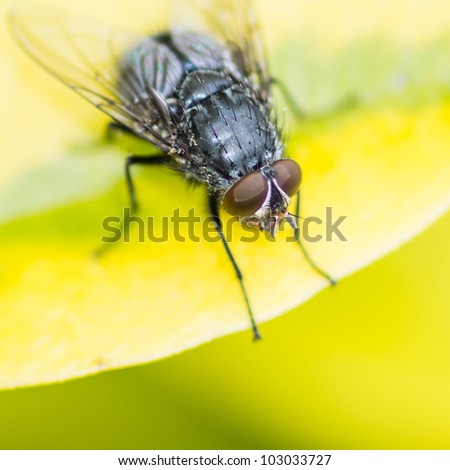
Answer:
xmin=273 ymin=159 xmax=302 ymax=196
xmin=223 ymin=171 xmax=268 ymax=217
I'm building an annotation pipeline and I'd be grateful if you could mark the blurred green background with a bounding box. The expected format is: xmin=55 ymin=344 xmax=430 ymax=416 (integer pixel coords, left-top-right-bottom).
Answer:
xmin=0 ymin=211 xmax=448 ymax=449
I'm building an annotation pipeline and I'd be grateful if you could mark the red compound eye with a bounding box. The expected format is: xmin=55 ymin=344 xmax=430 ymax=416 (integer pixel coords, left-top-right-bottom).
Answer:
xmin=223 ymin=171 xmax=268 ymax=217
xmin=273 ymin=159 xmax=302 ymax=196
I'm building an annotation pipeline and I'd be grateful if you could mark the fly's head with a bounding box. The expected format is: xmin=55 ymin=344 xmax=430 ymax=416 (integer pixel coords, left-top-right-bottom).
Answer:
xmin=222 ymin=159 xmax=302 ymax=238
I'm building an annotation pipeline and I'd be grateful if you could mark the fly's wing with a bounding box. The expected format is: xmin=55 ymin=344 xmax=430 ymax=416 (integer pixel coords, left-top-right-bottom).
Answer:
xmin=171 ymin=0 xmax=272 ymax=107
xmin=9 ymin=7 xmax=182 ymax=153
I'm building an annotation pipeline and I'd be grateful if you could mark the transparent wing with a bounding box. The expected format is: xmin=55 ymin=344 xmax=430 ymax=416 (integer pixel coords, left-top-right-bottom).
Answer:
xmin=171 ymin=0 xmax=272 ymax=105
xmin=9 ymin=7 xmax=178 ymax=152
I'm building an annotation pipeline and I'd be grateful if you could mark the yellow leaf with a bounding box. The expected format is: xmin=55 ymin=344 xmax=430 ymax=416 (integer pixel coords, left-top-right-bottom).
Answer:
xmin=0 ymin=0 xmax=449 ymax=388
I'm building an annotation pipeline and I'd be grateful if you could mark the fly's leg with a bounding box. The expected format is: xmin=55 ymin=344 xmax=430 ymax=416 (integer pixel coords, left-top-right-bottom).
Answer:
xmin=94 ymin=154 xmax=167 ymax=257
xmin=105 ymin=122 xmax=137 ymax=141
xmin=270 ymin=77 xmax=308 ymax=119
xmin=124 ymin=155 xmax=168 ymax=211
xmin=270 ymin=77 xmax=357 ymax=120
xmin=208 ymin=194 xmax=262 ymax=341
xmin=295 ymin=190 xmax=336 ymax=286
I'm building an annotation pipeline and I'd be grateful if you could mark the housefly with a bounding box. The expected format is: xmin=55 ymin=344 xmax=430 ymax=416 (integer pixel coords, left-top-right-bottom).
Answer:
xmin=10 ymin=0 xmax=335 ymax=340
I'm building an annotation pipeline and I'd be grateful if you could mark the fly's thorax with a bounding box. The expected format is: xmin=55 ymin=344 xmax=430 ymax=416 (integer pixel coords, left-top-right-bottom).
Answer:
xmin=222 ymin=159 xmax=302 ymax=236
xmin=179 ymin=74 xmax=282 ymax=183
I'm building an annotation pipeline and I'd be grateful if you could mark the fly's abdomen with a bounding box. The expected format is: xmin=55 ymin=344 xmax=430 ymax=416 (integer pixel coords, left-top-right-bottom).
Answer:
xmin=119 ymin=32 xmax=227 ymax=101
xmin=119 ymin=37 xmax=184 ymax=99
xmin=178 ymin=70 xmax=233 ymax=109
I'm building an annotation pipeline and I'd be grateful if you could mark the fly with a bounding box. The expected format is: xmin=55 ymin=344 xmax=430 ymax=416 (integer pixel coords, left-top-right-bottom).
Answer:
xmin=10 ymin=0 xmax=335 ymax=340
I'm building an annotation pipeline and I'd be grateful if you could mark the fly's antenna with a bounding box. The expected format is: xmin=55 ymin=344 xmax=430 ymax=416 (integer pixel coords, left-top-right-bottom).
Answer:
xmin=287 ymin=212 xmax=304 ymax=220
